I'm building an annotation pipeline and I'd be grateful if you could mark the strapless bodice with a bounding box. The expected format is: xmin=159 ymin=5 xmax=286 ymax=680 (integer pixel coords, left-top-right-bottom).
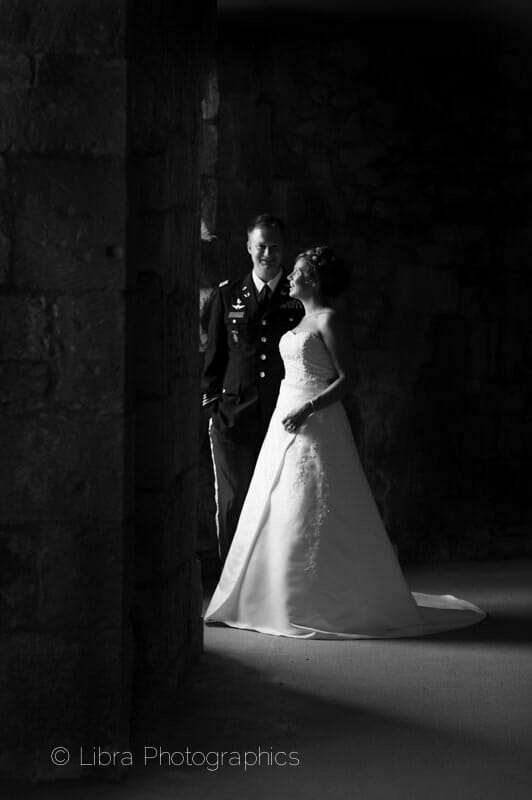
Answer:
xmin=279 ymin=330 xmax=338 ymax=389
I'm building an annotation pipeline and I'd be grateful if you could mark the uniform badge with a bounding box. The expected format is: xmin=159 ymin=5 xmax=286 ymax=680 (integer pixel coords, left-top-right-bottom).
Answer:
xmin=232 ymin=299 xmax=245 ymax=311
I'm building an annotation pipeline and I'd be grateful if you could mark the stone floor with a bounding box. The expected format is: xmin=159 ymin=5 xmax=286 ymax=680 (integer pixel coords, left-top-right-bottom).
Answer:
xmin=6 ymin=558 xmax=532 ymax=799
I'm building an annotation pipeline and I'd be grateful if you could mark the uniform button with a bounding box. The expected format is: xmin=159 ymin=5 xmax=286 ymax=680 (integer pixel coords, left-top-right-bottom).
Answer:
xmin=232 ymin=320 xmax=237 ymax=325
xmin=261 ymin=336 xmax=267 ymax=343
xmin=260 ymin=354 xmax=267 ymax=360
xmin=261 ymin=320 xmax=267 ymax=326
xmin=289 ymin=317 xmax=294 ymax=322
xmin=259 ymin=371 xmax=266 ymax=378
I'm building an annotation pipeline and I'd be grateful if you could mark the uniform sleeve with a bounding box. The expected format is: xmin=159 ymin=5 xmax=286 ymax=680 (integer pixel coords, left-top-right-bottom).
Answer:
xmin=201 ymin=287 xmax=227 ymax=408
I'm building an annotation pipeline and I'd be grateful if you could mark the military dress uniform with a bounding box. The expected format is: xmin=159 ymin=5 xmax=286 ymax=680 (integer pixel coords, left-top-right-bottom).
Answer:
xmin=202 ymin=270 xmax=304 ymax=563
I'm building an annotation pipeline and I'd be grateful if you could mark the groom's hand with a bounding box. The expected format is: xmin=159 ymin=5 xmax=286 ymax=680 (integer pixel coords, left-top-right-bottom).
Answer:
xmin=202 ymin=399 xmax=218 ymax=419
xmin=281 ymin=403 xmax=311 ymax=433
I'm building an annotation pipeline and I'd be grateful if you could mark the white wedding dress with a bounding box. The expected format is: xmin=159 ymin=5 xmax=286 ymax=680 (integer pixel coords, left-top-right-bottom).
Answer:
xmin=205 ymin=329 xmax=485 ymax=638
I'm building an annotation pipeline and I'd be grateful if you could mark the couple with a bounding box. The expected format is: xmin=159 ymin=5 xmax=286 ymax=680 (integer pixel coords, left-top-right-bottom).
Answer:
xmin=202 ymin=214 xmax=485 ymax=638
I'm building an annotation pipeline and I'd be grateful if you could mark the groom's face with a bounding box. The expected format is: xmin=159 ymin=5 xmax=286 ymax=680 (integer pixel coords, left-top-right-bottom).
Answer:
xmin=247 ymin=226 xmax=284 ymax=283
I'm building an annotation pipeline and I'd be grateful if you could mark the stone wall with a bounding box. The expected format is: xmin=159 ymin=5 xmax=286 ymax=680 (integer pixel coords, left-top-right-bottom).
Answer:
xmin=128 ymin=0 xmax=212 ymax=702
xmin=200 ymin=11 xmax=532 ymax=562
xmin=0 ymin=0 xmax=212 ymax=780
xmin=0 ymin=0 xmax=130 ymax=779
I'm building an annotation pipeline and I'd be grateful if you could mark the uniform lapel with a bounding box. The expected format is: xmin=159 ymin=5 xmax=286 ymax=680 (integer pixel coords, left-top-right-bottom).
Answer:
xmin=266 ymin=271 xmax=290 ymax=316
xmin=240 ymin=273 xmax=259 ymax=318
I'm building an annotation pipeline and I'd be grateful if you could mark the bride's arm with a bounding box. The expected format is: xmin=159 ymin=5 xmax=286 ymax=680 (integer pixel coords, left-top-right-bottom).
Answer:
xmin=309 ymin=310 xmax=356 ymax=411
xmin=281 ymin=310 xmax=356 ymax=432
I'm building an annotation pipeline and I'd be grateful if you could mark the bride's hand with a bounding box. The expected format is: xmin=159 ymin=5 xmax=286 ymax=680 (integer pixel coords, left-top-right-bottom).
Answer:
xmin=282 ymin=403 xmax=311 ymax=433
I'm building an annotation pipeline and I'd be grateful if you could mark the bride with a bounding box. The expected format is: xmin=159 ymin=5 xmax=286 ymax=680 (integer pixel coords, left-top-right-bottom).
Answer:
xmin=205 ymin=246 xmax=485 ymax=638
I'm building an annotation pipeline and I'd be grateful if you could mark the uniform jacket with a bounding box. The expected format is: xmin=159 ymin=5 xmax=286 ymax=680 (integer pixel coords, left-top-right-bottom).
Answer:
xmin=202 ymin=271 xmax=304 ymax=443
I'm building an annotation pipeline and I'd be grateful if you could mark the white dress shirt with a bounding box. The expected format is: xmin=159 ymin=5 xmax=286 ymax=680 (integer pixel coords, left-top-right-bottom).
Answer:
xmin=251 ymin=269 xmax=283 ymax=297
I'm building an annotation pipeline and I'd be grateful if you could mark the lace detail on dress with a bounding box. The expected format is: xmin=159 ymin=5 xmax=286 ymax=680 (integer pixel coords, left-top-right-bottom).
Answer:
xmin=292 ymin=428 xmax=330 ymax=576
xmin=279 ymin=330 xmax=337 ymax=390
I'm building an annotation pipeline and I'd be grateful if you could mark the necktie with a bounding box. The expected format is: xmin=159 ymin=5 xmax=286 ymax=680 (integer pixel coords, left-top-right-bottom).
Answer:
xmin=259 ymin=284 xmax=271 ymax=313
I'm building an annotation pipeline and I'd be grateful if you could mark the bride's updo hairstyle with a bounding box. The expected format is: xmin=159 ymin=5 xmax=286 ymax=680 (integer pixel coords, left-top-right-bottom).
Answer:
xmin=296 ymin=246 xmax=350 ymax=298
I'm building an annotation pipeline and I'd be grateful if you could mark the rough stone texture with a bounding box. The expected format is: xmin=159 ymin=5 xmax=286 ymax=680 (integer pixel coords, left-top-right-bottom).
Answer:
xmin=1 ymin=413 xmax=127 ymax=525
xmin=128 ymin=0 xmax=212 ymax=717
xmin=0 ymin=629 xmax=131 ymax=778
xmin=12 ymin=157 xmax=126 ymax=292
xmin=0 ymin=0 xmax=213 ymax=782
xmin=0 ymin=1 xmax=131 ymax=779
xmin=198 ymin=12 xmax=532 ymax=563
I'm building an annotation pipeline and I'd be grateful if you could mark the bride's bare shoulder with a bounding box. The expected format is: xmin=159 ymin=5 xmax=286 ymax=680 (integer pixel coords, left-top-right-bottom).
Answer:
xmin=316 ymin=308 xmax=347 ymax=331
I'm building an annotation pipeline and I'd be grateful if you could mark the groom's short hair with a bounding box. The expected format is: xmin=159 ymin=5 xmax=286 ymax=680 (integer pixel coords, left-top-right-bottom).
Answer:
xmin=246 ymin=213 xmax=285 ymax=236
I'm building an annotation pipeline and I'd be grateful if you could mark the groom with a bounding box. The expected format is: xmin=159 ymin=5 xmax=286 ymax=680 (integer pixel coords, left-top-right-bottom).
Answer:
xmin=202 ymin=213 xmax=304 ymax=564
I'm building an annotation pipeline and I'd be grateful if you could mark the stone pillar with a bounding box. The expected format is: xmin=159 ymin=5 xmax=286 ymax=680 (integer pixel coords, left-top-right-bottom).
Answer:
xmin=0 ymin=0 xmax=214 ymax=781
xmin=0 ymin=0 xmax=130 ymax=780
xmin=127 ymin=0 xmax=214 ymax=703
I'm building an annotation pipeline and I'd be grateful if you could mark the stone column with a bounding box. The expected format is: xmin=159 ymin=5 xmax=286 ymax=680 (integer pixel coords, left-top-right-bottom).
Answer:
xmin=127 ymin=0 xmax=214 ymax=705
xmin=0 ymin=0 xmax=130 ymax=780
xmin=0 ymin=0 xmax=214 ymax=780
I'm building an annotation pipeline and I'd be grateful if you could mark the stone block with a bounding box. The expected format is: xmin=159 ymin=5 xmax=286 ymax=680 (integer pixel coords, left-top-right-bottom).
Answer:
xmin=371 ymin=199 xmax=399 ymax=219
xmin=174 ymin=375 xmax=200 ymax=463
xmin=337 ymin=111 xmax=365 ymax=144
xmin=198 ymin=432 xmax=217 ymax=553
xmin=135 ymin=397 xmax=175 ymax=491
xmin=200 ymin=238 xmax=226 ymax=289
xmin=499 ymin=416 xmax=532 ymax=458
xmin=200 ymin=121 xmax=218 ymax=176
xmin=0 ymin=1 xmax=126 ymax=56
xmin=356 ymin=352 xmax=415 ymax=393
xmin=218 ymin=44 xmax=259 ymax=99
xmin=201 ymin=69 xmax=219 ymax=121
xmin=0 ymin=628 xmax=130 ymax=780
xmin=216 ymin=177 xmax=265 ymax=235
xmin=30 ymin=55 xmax=126 ymax=154
xmin=53 ymin=293 xmax=126 ymax=411
xmin=0 ymin=362 xmax=48 ymax=414
xmin=0 ymin=52 xmax=32 ymax=90
xmin=168 ymin=295 xmax=200 ymax=380
xmin=467 ymin=320 xmax=491 ymax=379
xmin=358 ymin=167 xmax=382 ymax=187
xmin=356 ymin=390 xmax=407 ymax=461
xmin=174 ymin=206 xmax=201 ymax=299
xmin=134 ymin=273 xmax=166 ymax=396
xmin=128 ymin=1 xmax=206 ymax=148
xmin=461 ymin=413 xmax=499 ymax=459
xmin=132 ymin=212 xmax=177 ymax=290
xmin=200 ymin=176 xmax=218 ymax=245
xmin=217 ymin=99 xmax=272 ymax=181
xmin=132 ymin=136 xmax=197 ymax=215
xmin=13 ymin=157 xmax=126 ymax=291
xmin=338 ymin=143 xmax=387 ymax=172
xmin=0 ymin=229 xmax=11 ymax=283
xmin=135 ymin=468 xmax=197 ymax=584
xmin=0 ymin=295 xmax=51 ymax=359
xmin=0 ymin=413 xmax=126 ymax=525
xmin=351 ymin=281 xmax=392 ymax=310
xmin=0 ymin=523 xmax=126 ymax=631
xmin=133 ymin=206 xmax=199 ymax=296
xmin=0 ymin=63 xmax=126 ymax=154
xmin=352 ymin=307 xmax=396 ymax=350
xmin=132 ymin=559 xmax=202 ymax=686
xmin=395 ymin=263 xmax=459 ymax=313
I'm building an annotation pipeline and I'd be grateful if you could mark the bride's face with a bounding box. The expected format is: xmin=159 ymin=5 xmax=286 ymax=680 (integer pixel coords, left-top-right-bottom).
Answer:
xmin=288 ymin=259 xmax=314 ymax=299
